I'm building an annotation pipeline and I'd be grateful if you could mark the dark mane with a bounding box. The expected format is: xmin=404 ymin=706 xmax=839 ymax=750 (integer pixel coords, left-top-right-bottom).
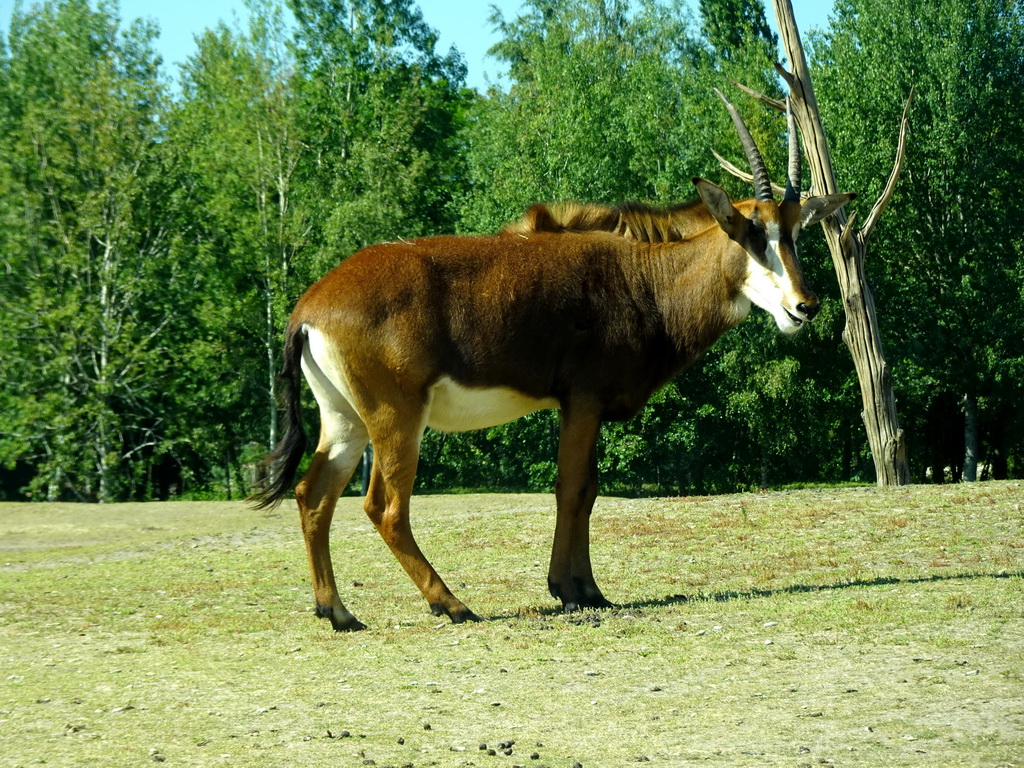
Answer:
xmin=501 ymin=200 xmax=716 ymax=243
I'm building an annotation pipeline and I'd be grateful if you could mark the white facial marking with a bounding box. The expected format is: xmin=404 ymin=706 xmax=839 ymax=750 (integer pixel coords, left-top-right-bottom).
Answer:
xmin=427 ymin=376 xmax=559 ymax=433
xmin=741 ymin=222 xmax=805 ymax=335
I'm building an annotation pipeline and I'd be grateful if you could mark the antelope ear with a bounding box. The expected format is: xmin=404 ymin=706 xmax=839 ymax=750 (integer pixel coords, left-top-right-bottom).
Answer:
xmin=800 ymin=192 xmax=857 ymax=227
xmin=693 ymin=177 xmax=743 ymax=238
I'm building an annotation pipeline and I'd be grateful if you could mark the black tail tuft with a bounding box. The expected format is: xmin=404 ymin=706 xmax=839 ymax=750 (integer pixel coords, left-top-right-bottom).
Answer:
xmin=249 ymin=326 xmax=308 ymax=509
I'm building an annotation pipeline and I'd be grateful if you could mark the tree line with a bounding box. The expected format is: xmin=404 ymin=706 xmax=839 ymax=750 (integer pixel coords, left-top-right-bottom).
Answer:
xmin=1 ymin=0 xmax=1021 ymax=502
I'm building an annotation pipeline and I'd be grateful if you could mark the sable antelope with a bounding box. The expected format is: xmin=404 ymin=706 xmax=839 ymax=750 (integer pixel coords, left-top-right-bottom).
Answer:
xmin=252 ymin=92 xmax=855 ymax=631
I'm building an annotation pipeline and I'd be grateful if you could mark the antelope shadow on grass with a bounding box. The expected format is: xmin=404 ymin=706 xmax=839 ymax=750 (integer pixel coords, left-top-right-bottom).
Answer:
xmin=501 ymin=569 xmax=1023 ymax=622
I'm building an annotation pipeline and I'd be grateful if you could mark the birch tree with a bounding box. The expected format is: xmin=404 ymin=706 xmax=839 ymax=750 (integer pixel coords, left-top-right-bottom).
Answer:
xmin=171 ymin=0 xmax=305 ymax=462
xmin=287 ymin=0 xmax=468 ymax=267
xmin=0 ymin=0 xmax=169 ymax=500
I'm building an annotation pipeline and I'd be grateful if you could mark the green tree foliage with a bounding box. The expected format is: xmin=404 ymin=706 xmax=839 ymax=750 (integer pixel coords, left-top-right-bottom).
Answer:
xmin=0 ymin=0 xmax=469 ymax=500
xmin=697 ymin=0 xmax=783 ymax=162
xmin=460 ymin=0 xmax=715 ymax=232
xmin=0 ymin=0 xmax=171 ymax=501
xmin=699 ymin=0 xmax=776 ymax=59
xmin=165 ymin=1 xmax=306 ymax=495
xmin=813 ymin=0 xmax=1024 ymax=480
xmin=286 ymin=0 xmax=468 ymax=267
xmin=1 ymin=0 xmax=1021 ymax=500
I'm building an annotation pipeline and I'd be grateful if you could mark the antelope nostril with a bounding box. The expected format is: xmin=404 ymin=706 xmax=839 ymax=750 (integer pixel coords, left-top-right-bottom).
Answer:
xmin=797 ymin=301 xmax=820 ymax=321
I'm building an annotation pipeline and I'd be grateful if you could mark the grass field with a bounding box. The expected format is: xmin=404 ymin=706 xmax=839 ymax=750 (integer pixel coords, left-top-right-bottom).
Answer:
xmin=1 ymin=483 xmax=1023 ymax=767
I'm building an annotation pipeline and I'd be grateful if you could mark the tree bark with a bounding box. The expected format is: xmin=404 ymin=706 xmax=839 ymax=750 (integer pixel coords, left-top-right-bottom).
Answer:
xmin=772 ymin=0 xmax=910 ymax=486
xmin=963 ymin=394 xmax=978 ymax=482
xmin=361 ymin=444 xmax=374 ymax=496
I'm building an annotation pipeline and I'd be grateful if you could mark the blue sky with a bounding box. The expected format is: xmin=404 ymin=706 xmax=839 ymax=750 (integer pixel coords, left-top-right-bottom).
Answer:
xmin=1 ymin=1 xmax=834 ymax=92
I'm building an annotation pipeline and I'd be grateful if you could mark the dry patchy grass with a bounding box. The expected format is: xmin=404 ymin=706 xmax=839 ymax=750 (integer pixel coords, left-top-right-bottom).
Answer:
xmin=1 ymin=483 xmax=1023 ymax=767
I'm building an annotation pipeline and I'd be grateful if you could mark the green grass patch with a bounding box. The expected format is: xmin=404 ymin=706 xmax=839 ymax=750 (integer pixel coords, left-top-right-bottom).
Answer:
xmin=1 ymin=484 xmax=1023 ymax=766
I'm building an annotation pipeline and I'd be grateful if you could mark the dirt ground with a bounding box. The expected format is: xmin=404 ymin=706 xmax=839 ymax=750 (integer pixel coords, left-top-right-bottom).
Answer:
xmin=1 ymin=484 xmax=1022 ymax=766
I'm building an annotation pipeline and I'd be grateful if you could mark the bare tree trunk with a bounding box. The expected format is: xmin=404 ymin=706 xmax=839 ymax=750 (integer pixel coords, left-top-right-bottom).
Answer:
xmin=771 ymin=0 xmax=910 ymax=486
xmin=963 ymin=394 xmax=978 ymax=482
xmin=96 ymin=237 xmax=117 ymax=502
xmin=256 ymin=130 xmax=279 ymax=453
xmin=361 ymin=444 xmax=373 ymax=496
xmin=265 ymin=288 xmax=278 ymax=451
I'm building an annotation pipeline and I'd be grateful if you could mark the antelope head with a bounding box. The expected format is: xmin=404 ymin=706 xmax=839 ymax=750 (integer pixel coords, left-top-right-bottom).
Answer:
xmin=694 ymin=90 xmax=856 ymax=334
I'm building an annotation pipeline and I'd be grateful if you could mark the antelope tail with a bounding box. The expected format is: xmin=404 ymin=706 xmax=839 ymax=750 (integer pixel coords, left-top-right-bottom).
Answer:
xmin=249 ymin=326 xmax=308 ymax=509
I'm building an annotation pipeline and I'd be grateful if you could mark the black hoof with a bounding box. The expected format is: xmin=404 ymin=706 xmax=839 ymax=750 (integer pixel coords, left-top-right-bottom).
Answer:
xmin=316 ymin=604 xmax=367 ymax=632
xmin=573 ymin=577 xmax=614 ymax=609
xmin=558 ymin=595 xmax=615 ymax=613
xmin=548 ymin=578 xmax=572 ymax=602
xmin=551 ymin=579 xmax=615 ymax=611
xmin=334 ymin=619 xmax=368 ymax=632
xmin=430 ymin=603 xmax=482 ymax=624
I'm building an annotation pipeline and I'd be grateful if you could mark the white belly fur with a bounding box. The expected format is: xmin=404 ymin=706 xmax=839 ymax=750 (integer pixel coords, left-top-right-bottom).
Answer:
xmin=426 ymin=376 xmax=559 ymax=432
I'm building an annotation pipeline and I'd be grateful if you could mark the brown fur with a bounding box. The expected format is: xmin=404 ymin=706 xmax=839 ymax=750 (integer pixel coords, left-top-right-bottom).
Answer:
xmin=291 ymin=221 xmax=752 ymax=423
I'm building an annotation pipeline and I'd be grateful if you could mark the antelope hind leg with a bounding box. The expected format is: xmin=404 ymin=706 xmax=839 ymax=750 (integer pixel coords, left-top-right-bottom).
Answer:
xmin=297 ymin=329 xmax=370 ymax=631
xmin=296 ymin=438 xmax=368 ymax=632
xmin=361 ymin=397 xmax=481 ymax=625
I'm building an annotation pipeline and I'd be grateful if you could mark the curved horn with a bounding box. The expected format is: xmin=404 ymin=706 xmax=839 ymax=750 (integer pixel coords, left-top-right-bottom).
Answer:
xmin=715 ymin=87 xmax=773 ymax=202
xmin=784 ymin=96 xmax=802 ymax=202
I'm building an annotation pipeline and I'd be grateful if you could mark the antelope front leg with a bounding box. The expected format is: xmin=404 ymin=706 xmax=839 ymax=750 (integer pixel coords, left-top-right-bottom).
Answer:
xmin=549 ymin=404 xmax=611 ymax=611
xmin=568 ymin=495 xmax=613 ymax=609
